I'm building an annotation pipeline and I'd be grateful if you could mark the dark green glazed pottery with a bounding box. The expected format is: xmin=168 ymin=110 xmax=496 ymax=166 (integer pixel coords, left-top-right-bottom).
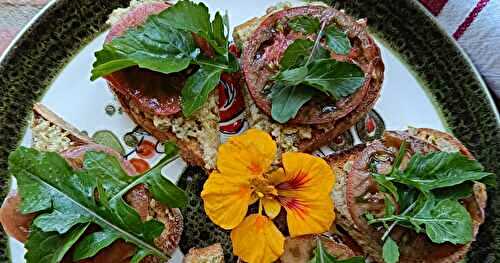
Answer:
xmin=0 ymin=0 xmax=498 ymax=262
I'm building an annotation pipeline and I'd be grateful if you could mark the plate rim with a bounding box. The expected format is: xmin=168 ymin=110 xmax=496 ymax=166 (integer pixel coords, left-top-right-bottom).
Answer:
xmin=0 ymin=0 xmax=498 ymax=262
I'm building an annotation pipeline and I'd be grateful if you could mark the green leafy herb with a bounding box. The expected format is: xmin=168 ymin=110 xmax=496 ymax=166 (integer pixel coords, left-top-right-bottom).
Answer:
xmin=384 ymin=196 xmax=396 ymax=217
xmin=370 ymin=195 xmax=473 ymax=244
xmin=91 ymin=0 xmax=235 ymax=116
xmin=382 ymin=237 xmax=399 ymax=263
xmin=181 ymin=66 xmax=223 ymax=116
xmin=10 ymin=143 xmax=186 ymax=262
xmin=309 ymin=239 xmax=365 ymax=263
xmin=280 ymin=39 xmax=329 ymax=69
xmin=25 ymin=224 xmax=90 ymax=263
xmin=391 ymin=151 xmax=494 ymax=192
xmin=367 ymin=141 xmax=494 ymax=255
xmin=155 ymin=0 xmax=228 ymax=56
xmin=288 ymin=16 xmax=320 ymax=34
xmin=324 ymin=25 xmax=351 ymax=55
xmin=73 ymin=229 xmax=119 ymax=261
xmin=270 ymin=84 xmax=316 ymax=123
xmin=274 ymin=59 xmax=365 ymax=99
xmin=91 ymin=24 xmax=198 ymax=80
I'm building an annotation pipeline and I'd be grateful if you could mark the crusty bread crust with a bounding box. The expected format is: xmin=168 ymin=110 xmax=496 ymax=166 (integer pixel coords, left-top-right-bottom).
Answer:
xmin=325 ymin=129 xmax=487 ymax=263
xmin=114 ymin=89 xmax=207 ymax=169
xmin=183 ymin=243 xmax=224 ymax=263
xmin=33 ymin=103 xmax=93 ymax=145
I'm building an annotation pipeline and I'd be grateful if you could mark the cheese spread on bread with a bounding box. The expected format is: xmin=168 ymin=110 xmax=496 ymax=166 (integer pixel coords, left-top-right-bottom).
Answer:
xmin=153 ymin=94 xmax=220 ymax=170
xmin=31 ymin=117 xmax=73 ymax=152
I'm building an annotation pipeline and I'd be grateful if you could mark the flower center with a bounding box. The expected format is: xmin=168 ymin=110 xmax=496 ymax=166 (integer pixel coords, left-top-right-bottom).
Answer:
xmin=250 ymin=177 xmax=278 ymax=198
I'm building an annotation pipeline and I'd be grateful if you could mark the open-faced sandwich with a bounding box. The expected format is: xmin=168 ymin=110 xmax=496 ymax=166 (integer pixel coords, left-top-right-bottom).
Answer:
xmin=234 ymin=2 xmax=384 ymax=154
xmin=327 ymin=127 xmax=492 ymax=263
xmin=1 ymin=104 xmax=186 ymax=262
xmin=91 ymin=0 xmax=239 ymax=170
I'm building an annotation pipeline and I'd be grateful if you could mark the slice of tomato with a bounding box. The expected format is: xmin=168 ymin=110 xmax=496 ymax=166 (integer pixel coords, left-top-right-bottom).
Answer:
xmin=241 ymin=5 xmax=384 ymax=125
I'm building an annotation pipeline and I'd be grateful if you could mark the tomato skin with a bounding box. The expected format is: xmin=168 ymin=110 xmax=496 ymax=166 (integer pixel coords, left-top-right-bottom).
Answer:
xmin=129 ymin=158 xmax=150 ymax=173
xmin=136 ymin=140 xmax=156 ymax=159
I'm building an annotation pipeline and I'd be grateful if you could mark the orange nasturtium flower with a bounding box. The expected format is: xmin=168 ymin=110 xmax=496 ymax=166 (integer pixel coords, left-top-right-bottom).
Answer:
xmin=201 ymin=129 xmax=336 ymax=263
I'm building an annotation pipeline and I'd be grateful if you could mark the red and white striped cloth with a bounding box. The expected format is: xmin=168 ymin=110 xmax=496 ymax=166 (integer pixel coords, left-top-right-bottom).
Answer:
xmin=0 ymin=0 xmax=499 ymax=98
xmin=420 ymin=0 xmax=500 ymax=99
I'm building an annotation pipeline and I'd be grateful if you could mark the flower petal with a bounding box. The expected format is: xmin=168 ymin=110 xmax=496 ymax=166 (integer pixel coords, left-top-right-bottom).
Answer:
xmin=217 ymin=129 xmax=276 ymax=176
xmin=201 ymin=171 xmax=253 ymax=229
xmin=281 ymin=194 xmax=335 ymax=237
xmin=278 ymin=152 xmax=336 ymax=236
xmin=278 ymin=152 xmax=335 ymax=194
xmin=263 ymin=198 xmax=281 ymax=219
xmin=231 ymin=214 xmax=285 ymax=263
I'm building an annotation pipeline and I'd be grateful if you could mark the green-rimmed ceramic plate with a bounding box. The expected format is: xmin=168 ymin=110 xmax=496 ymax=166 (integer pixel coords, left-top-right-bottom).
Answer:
xmin=0 ymin=0 xmax=498 ymax=262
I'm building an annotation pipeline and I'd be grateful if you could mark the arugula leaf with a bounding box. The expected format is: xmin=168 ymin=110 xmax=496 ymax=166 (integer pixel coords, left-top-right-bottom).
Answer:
xmin=130 ymin=249 xmax=153 ymax=263
xmin=310 ymin=239 xmax=365 ymax=263
xmin=279 ymin=39 xmax=329 ymax=69
xmin=413 ymin=198 xmax=472 ymax=244
xmin=181 ymin=65 xmax=223 ymax=117
xmin=372 ymin=173 xmax=399 ymax=202
xmin=157 ymin=0 xmax=227 ymax=56
xmin=73 ymin=229 xmax=119 ymax=261
xmin=25 ymin=224 xmax=89 ymax=263
xmin=382 ymin=237 xmax=399 ymax=263
xmin=303 ymin=59 xmax=364 ymax=98
xmin=31 ymin=195 xmax=91 ymax=233
xmin=83 ymin=151 xmax=135 ymax=195
xmin=324 ymin=25 xmax=351 ymax=55
xmin=433 ymin=182 xmax=474 ymax=200
xmin=9 ymin=146 xmax=186 ymax=262
xmin=394 ymin=151 xmax=494 ymax=192
xmin=384 ymin=196 xmax=396 ymax=217
xmin=91 ymin=23 xmax=198 ymax=80
xmin=288 ymin=16 xmax=321 ymax=34
xmin=274 ymin=59 xmax=364 ymax=99
xmin=369 ymin=194 xmax=473 ymax=245
xmin=270 ymin=84 xmax=315 ymax=123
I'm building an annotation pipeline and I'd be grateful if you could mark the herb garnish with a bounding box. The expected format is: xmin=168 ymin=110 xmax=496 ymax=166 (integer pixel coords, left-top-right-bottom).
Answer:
xmin=366 ymin=142 xmax=494 ymax=263
xmin=9 ymin=143 xmax=186 ymax=262
xmin=270 ymin=16 xmax=361 ymax=123
xmin=309 ymin=239 xmax=365 ymax=263
xmin=91 ymin=0 xmax=237 ymax=117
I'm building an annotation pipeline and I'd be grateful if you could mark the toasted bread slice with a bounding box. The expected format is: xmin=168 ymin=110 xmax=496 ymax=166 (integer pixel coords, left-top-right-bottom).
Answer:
xmin=1 ymin=103 xmax=183 ymax=262
xmin=280 ymin=235 xmax=360 ymax=263
xmin=183 ymin=243 xmax=225 ymax=263
xmin=31 ymin=103 xmax=92 ymax=151
xmin=325 ymin=128 xmax=487 ymax=263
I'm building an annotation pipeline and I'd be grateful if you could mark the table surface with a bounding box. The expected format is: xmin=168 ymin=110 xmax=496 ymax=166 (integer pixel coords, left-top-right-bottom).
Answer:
xmin=1 ymin=0 xmax=499 ymax=101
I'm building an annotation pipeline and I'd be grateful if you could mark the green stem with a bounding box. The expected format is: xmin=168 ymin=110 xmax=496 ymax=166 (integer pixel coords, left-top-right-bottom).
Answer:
xmin=379 ymin=201 xmax=416 ymax=241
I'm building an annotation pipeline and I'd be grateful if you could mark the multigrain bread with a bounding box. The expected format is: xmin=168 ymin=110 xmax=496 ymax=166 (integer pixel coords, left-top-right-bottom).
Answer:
xmin=183 ymin=243 xmax=225 ymax=263
xmin=326 ymin=128 xmax=487 ymax=263
xmin=0 ymin=103 xmax=183 ymax=263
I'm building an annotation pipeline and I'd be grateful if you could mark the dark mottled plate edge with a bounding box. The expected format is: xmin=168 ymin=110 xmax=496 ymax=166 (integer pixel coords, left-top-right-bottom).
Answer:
xmin=0 ymin=0 xmax=130 ymax=261
xmin=331 ymin=1 xmax=499 ymax=261
xmin=0 ymin=0 xmax=498 ymax=262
